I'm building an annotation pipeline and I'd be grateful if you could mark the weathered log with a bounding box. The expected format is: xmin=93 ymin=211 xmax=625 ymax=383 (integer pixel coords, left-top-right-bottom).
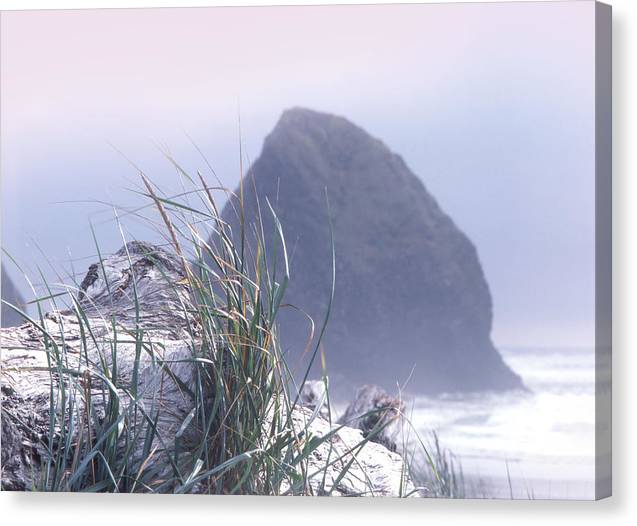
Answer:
xmin=1 ymin=242 xmax=415 ymax=496
xmin=1 ymin=242 xmax=198 ymax=491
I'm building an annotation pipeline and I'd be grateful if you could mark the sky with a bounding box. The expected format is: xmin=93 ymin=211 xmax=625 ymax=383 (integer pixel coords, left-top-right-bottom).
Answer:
xmin=0 ymin=2 xmax=596 ymax=347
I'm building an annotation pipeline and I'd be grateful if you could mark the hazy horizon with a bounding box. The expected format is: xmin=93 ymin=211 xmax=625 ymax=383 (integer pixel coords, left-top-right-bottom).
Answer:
xmin=0 ymin=2 xmax=596 ymax=348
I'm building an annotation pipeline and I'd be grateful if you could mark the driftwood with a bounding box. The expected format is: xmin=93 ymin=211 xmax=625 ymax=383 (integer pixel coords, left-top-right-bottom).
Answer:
xmin=1 ymin=242 xmax=198 ymax=491
xmin=1 ymin=242 xmax=414 ymax=496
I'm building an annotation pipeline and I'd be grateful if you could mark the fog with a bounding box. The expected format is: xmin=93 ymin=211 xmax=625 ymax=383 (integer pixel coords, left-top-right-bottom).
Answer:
xmin=1 ymin=2 xmax=595 ymax=347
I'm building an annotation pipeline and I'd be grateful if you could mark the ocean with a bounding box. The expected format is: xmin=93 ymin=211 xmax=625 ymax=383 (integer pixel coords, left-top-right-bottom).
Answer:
xmin=409 ymin=347 xmax=598 ymax=500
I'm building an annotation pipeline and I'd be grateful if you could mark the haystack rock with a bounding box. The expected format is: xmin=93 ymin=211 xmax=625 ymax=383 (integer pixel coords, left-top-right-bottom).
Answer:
xmin=1 ymin=268 xmax=25 ymax=328
xmin=219 ymin=108 xmax=523 ymax=394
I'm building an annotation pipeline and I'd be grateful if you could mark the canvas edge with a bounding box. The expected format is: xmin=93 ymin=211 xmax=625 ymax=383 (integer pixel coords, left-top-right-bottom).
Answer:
xmin=594 ymin=0 xmax=612 ymax=502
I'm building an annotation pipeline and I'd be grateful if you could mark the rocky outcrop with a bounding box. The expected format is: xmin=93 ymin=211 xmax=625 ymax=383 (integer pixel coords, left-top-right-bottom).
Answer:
xmin=299 ymin=380 xmax=329 ymax=419
xmin=219 ymin=108 xmax=523 ymax=394
xmin=337 ymin=385 xmax=404 ymax=453
xmin=0 ymin=242 xmax=415 ymax=496
xmin=300 ymin=382 xmax=405 ymax=453
xmin=1 ymin=268 xmax=25 ymax=328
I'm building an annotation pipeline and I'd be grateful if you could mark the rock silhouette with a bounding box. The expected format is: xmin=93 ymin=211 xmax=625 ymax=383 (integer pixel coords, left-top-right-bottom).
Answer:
xmin=219 ymin=108 xmax=523 ymax=394
xmin=1 ymin=268 xmax=25 ymax=328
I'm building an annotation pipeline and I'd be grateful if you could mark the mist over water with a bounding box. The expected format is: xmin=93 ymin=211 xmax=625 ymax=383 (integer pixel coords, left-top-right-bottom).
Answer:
xmin=410 ymin=347 xmax=596 ymax=499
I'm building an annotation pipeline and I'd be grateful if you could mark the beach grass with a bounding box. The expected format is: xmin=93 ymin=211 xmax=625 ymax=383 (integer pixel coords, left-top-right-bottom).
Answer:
xmin=1 ymin=162 xmax=463 ymax=496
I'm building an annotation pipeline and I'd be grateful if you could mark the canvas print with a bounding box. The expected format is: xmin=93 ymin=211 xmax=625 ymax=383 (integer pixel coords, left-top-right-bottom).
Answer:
xmin=0 ymin=2 xmax=611 ymax=499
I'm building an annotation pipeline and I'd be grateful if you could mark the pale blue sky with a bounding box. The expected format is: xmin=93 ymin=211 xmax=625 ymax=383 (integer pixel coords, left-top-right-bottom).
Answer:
xmin=1 ymin=2 xmax=596 ymax=346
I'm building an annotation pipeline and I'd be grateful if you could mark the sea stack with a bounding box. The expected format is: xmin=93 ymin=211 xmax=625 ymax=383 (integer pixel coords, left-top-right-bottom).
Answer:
xmin=1 ymin=268 xmax=25 ymax=328
xmin=219 ymin=108 xmax=523 ymax=394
